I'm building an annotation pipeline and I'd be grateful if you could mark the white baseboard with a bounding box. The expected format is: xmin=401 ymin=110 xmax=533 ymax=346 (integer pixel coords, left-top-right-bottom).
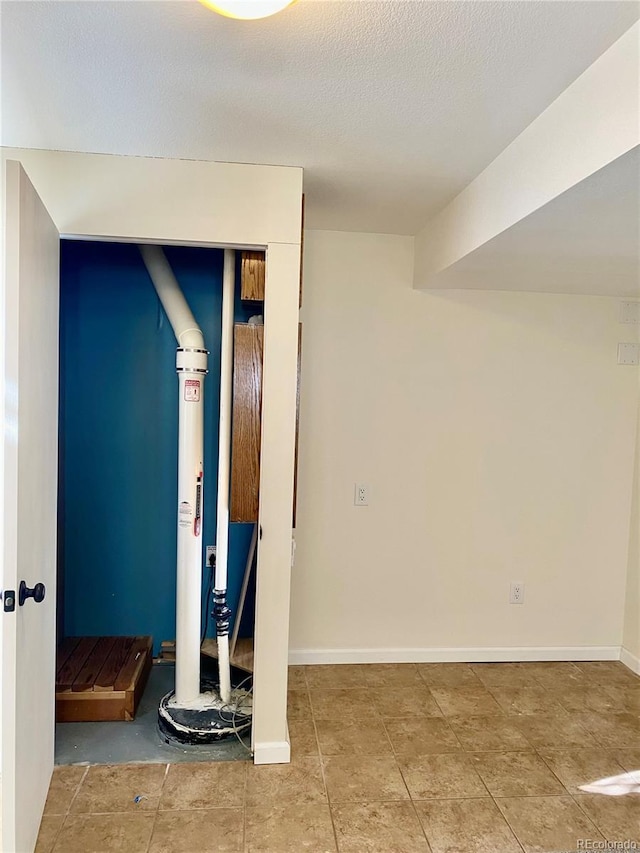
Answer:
xmin=253 ymin=738 xmax=291 ymax=765
xmin=620 ymin=647 xmax=640 ymax=675
xmin=288 ymin=646 xmax=621 ymax=665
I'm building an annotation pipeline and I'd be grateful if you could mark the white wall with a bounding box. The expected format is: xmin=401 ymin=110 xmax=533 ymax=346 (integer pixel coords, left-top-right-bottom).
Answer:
xmin=622 ymin=376 xmax=640 ymax=670
xmin=291 ymin=229 xmax=638 ymax=661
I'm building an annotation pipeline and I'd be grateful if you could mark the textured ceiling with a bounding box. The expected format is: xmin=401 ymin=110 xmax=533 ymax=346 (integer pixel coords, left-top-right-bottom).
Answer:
xmin=1 ymin=0 xmax=638 ymax=234
xmin=426 ymin=147 xmax=640 ymax=297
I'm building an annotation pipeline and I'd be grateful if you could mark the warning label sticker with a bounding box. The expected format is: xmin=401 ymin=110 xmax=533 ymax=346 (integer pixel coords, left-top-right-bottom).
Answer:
xmin=178 ymin=501 xmax=193 ymax=528
xmin=184 ymin=379 xmax=200 ymax=402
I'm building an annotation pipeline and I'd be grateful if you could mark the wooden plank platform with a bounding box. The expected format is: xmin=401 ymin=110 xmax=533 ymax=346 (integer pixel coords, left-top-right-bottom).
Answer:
xmin=56 ymin=635 xmax=153 ymax=722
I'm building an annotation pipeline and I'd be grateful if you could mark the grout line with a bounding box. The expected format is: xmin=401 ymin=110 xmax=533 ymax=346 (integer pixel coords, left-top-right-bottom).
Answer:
xmin=43 ymin=763 xmax=90 ymax=851
xmin=308 ymin=675 xmax=340 ymax=852
xmin=489 ymin=793 xmax=527 ymax=853
xmin=241 ymin=756 xmax=248 ymax=853
xmin=144 ymin=764 xmax=169 ymax=853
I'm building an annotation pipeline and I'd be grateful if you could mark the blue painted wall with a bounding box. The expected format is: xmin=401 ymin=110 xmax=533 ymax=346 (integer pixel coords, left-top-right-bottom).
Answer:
xmin=59 ymin=240 xmax=255 ymax=654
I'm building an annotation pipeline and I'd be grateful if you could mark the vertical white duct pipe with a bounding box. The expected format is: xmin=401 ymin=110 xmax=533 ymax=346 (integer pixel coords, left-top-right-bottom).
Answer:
xmin=214 ymin=249 xmax=235 ymax=705
xmin=139 ymin=245 xmax=207 ymax=705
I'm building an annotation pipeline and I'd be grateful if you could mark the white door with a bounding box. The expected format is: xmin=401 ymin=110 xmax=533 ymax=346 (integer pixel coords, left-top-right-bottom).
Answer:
xmin=1 ymin=160 xmax=60 ymax=853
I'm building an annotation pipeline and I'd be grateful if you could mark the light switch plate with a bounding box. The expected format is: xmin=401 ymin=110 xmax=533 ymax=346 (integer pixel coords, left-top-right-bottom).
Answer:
xmin=617 ymin=343 xmax=640 ymax=365
xmin=619 ymin=301 xmax=640 ymax=324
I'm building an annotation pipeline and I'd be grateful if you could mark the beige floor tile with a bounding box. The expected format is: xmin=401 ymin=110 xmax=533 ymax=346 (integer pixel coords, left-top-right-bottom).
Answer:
xmin=316 ymin=717 xmax=393 ymax=756
xmin=323 ymin=755 xmax=409 ymax=803
xmin=35 ymin=815 xmax=64 ymax=853
xmin=159 ymin=761 xmax=246 ymax=810
xmin=470 ymin=663 xmax=539 ymax=688
xmin=603 ymin=685 xmax=640 ymax=713
xmin=574 ymin=662 xmax=640 ymax=687
xmin=552 ymin=686 xmax=622 ymax=714
xmin=612 ymin=748 xmax=640 ymax=772
xmin=574 ymin=791 xmax=640 ymax=843
xmin=520 ymin=662 xmax=584 ymax=679
xmin=417 ymin=664 xmax=481 ymax=688
xmin=495 ymin=795 xmax=603 ymax=852
xmin=429 ymin=686 xmax=504 ymax=717
xmin=305 ymin=664 xmax=369 ymax=689
xmin=370 ymin=686 xmax=442 ymax=718
xmin=288 ymin=665 xmax=307 ymax=689
xmin=287 ymin=688 xmax=312 ymax=720
xmin=288 ymin=718 xmax=319 ymax=757
xmin=245 ymin=756 xmax=326 ymax=806
xmin=415 ymin=797 xmax=521 ymax=853
xmin=43 ymin=766 xmax=87 ymax=815
xmin=331 ymin=801 xmax=431 ymax=852
xmin=489 ymin=686 xmax=565 ymax=716
xmin=471 ymin=751 xmax=564 ymax=796
xmin=360 ymin=664 xmax=423 ymax=687
xmin=512 ymin=713 xmax=598 ymax=749
xmin=245 ymin=803 xmax=337 ymax=852
xmin=530 ymin=667 xmax=591 ymax=690
xmin=448 ymin=715 xmax=532 ymax=752
xmin=149 ymin=808 xmax=243 ymax=853
xmin=399 ymin=753 xmax=487 ymax=800
xmin=384 ymin=717 xmax=462 ymax=756
xmin=309 ymin=687 xmax=376 ymax=719
xmin=52 ymin=813 xmax=155 ymax=853
xmin=538 ymin=748 xmax=628 ymax=793
xmin=574 ymin=711 xmax=640 ymax=748
xmin=70 ymin=763 xmax=166 ymax=813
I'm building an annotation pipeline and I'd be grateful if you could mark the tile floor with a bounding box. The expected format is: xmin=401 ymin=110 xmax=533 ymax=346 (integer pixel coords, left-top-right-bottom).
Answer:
xmin=36 ymin=661 xmax=640 ymax=852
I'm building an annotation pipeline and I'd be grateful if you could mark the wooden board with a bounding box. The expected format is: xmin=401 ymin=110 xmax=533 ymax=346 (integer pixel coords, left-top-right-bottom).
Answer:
xmin=230 ymin=324 xmax=264 ymax=522
xmin=56 ymin=637 xmax=99 ymax=692
xmin=201 ymin=637 xmax=255 ymax=674
xmin=55 ymin=636 xmax=152 ymax=722
xmin=94 ymin=636 xmax=134 ymax=691
xmin=72 ymin=637 xmax=117 ymax=692
xmin=240 ymin=251 xmax=265 ymax=301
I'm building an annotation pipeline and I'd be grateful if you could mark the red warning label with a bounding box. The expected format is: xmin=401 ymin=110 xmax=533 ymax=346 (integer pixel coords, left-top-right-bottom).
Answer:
xmin=184 ymin=379 xmax=200 ymax=402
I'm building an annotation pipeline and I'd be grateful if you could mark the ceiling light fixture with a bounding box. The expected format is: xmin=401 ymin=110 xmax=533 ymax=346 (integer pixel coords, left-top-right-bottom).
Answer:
xmin=198 ymin=0 xmax=296 ymax=20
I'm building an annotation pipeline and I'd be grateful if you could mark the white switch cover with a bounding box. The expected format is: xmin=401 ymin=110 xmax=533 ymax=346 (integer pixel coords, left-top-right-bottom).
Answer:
xmin=619 ymin=301 xmax=640 ymax=324
xmin=617 ymin=343 xmax=640 ymax=365
xmin=354 ymin=484 xmax=370 ymax=506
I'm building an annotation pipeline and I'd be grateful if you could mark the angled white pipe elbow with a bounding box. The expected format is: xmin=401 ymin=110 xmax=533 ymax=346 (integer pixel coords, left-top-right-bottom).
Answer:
xmin=139 ymin=244 xmax=205 ymax=350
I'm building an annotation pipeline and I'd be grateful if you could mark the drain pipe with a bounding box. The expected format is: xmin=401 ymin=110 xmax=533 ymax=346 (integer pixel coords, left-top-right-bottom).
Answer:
xmin=139 ymin=245 xmax=207 ymax=705
xmin=214 ymin=249 xmax=235 ymax=705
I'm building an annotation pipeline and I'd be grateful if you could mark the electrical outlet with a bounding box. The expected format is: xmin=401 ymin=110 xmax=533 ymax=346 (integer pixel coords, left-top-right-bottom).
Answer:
xmin=354 ymin=483 xmax=369 ymax=506
xmin=206 ymin=545 xmax=216 ymax=566
xmin=509 ymin=582 xmax=525 ymax=604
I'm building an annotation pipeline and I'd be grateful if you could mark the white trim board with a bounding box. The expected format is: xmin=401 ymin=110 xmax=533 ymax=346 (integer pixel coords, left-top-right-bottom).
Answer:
xmin=620 ymin=648 xmax=640 ymax=675
xmin=253 ymin=739 xmax=291 ymax=766
xmin=288 ymin=646 xmax=622 ymax=665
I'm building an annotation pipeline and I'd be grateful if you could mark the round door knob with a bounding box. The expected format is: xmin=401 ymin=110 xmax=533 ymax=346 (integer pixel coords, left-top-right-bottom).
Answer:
xmin=18 ymin=581 xmax=46 ymax=607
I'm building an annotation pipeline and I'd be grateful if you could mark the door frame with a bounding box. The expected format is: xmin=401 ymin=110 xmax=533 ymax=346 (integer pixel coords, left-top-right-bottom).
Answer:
xmin=1 ymin=147 xmax=303 ymax=766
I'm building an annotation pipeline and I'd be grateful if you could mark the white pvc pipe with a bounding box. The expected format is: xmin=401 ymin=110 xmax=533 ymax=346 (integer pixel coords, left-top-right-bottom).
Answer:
xmin=139 ymin=245 xmax=205 ymax=349
xmin=140 ymin=245 xmax=207 ymax=705
xmin=215 ymin=249 xmax=235 ymax=705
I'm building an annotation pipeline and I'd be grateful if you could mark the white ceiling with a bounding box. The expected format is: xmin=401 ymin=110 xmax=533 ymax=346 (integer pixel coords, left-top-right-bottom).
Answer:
xmin=1 ymin=0 xmax=638 ymax=235
xmin=425 ymin=147 xmax=640 ymax=298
